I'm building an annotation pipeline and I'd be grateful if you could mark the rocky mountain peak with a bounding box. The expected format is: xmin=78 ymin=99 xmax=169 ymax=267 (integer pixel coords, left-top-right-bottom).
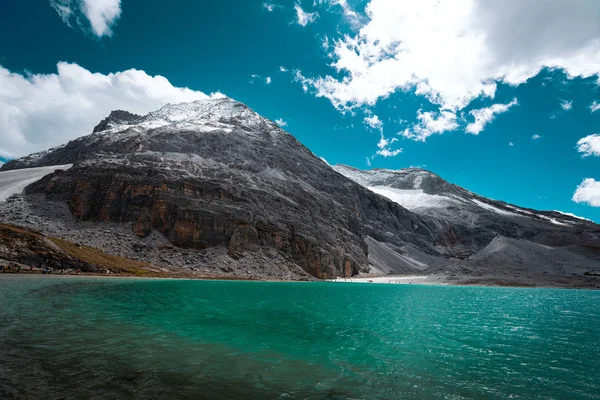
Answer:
xmin=0 ymin=96 xmax=598 ymax=286
xmin=148 ymin=97 xmax=248 ymax=121
xmin=89 ymin=97 xmax=276 ymax=137
xmin=92 ymin=110 xmax=144 ymax=133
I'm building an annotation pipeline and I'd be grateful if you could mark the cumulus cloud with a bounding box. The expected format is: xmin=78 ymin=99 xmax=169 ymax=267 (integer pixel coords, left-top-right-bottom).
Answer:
xmin=0 ymin=62 xmax=222 ymax=158
xmin=466 ymin=98 xmax=518 ymax=135
xmin=279 ymin=66 xmax=288 ymax=73
xmin=266 ymin=76 xmax=272 ymax=84
xmin=377 ymin=148 xmax=401 ymax=157
xmin=590 ymin=101 xmax=600 ymax=113
xmin=298 ymin=0 xmax=600 ymax=114
xmin=560 ymin=99 xmax=573 ymax=111
xmin=295 ymin=3 xmax=319 ymax=26
xmin=363 ymin=114 xmax=383 ymax=132
xmin=573 ymin=178 xmax=600 ymax=207
xmin=275 ymin=118 xmax=288 ymax=127
xmin=532 ymin=134 xmax=541 ymax=140
xmin=375 ymin=134 xmax=401 ymax=157
xmin=401 ymin=110 xmax=459 ymax=141
xmin=509 ymin=141 xmax=514 ymax=146
xmin=576 ymin=134 xmax=600 ymax=157
xmin=50 ymin=0 xmax=122 ymax=37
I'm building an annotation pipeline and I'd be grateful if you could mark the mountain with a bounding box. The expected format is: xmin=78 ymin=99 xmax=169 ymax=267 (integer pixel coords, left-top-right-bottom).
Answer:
xmin=333 ymin=165 xmax=600 ymax=286
xmin=1 ymin=98 xmax=599 ymax=287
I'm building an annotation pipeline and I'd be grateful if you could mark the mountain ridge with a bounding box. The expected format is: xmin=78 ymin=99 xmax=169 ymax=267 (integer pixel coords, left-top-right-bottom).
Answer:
xmin=1 ymin=98 xmax=599 ymax=287
xmin=333 ymin=164 xmax=595 ymax=226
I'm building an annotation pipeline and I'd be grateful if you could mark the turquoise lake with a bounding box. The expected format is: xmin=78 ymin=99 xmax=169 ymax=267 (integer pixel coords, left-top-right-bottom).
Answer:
xmin=0 ymin=276 xmax=598 ymax=399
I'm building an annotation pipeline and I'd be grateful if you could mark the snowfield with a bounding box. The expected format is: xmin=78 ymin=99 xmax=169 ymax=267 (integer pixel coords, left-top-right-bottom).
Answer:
xmin=0 ymin=165 xmax=72 ymax=202
xmin=367 ymin=186 xmax=461 ymax=210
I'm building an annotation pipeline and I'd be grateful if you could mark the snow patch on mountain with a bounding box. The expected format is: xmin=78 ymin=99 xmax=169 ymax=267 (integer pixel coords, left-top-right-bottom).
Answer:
xmin=368 ymin=186 xmax=461 ymax=210
xmin=0 ymin=164 xmax=72 ymax=202
xmin=553 ymin=210 xmax=591 ymax=222
xmin=332 ymin=164 xmax=434 ymax=189
xmin=470 ymin=198 xmax=519 ymax=217
xmin=93 ymin=98 xmax=279 ymax=138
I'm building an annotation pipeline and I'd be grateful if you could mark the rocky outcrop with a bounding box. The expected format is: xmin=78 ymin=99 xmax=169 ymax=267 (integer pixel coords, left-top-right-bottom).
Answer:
xmin=93 ymin=110 xmax=143 ymax=133
xmin=1 ymin=98 xmax=599 ymax=283
xmin=334 ymin=164 xmax=600 ymax=279
xmin=0 ymin=223 xmax=161 ymax=274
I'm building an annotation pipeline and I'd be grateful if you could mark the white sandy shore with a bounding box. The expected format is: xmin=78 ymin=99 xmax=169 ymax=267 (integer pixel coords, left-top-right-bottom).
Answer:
xmin=333 ymin=275 xmax=443 ymax=285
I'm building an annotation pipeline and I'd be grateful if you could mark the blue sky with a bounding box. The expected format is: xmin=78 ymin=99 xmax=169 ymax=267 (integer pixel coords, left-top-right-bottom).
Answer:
xmin=1 ymin=0 xmax=600 ymax=221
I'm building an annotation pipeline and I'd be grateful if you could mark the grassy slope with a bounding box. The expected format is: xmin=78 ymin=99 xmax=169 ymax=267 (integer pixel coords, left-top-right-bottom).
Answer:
xmin=0 ymin=223 xmax=167 ymax=276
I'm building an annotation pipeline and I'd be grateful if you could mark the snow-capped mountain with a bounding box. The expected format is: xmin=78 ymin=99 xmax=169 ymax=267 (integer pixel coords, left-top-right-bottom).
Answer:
xmin=333 ymin=164 xmax=591 ymax=229
xmin=1 ymin=98 xmax=599 ymax=287
xmin=96 ymin=98 xmax=271 ymax=135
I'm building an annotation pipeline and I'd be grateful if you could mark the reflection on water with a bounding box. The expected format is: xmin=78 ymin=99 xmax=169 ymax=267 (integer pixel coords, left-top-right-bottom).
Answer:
xmin=1 ymin=276 xmax=599 ymax=399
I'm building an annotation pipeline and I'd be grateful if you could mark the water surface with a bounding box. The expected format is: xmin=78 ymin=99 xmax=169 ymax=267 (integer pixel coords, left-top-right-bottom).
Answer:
xmin=1 ymin=276 xmax=598 ymax=399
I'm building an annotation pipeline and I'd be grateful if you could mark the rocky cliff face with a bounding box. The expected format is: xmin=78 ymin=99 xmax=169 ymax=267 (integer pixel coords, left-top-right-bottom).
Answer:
xmin=1 ymin=98 xmax=599 ymax=285
xmin=1 ymin=98 xmax=461 ymax=279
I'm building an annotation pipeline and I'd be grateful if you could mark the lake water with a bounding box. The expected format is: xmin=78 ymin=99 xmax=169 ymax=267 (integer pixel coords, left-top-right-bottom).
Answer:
xmin=1 ymin=276 xmax=598 ymax=399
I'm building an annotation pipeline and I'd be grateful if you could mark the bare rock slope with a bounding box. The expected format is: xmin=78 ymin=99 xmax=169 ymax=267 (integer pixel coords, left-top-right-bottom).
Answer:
xmin=334 ymin=165 xmax=600 ymax=287
xmin=1 ymin=98 xmax=599 ymax=286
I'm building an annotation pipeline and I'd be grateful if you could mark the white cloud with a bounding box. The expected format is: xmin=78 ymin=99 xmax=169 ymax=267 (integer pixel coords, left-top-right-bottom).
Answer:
xmin=315 ymin=0 xmax=361 ymax=27
xmin=51 ymin=1 xmax=74 ymax=24
xmin=363 ymin=114 xmax=383 ymax=132
xmin=0 ymin=62 xmax=223 ymax=158
xmin=263 ymin=2 xmax=277 ymax=12
xmin=465 ymin=98 xmax=518 ymax=135
xmin=322 ymin=35 xmax=331 ymax=51
xmin=295 ymin=3 xmax=319 ymax=26
xmin=50 ymin=0 xmax=122 ymax=37
xmin=250 ymin=74 xmax=272 ymax=85
xmin=401 ymin=110 xmax=458 ymax=141
xmin=573 ymin=178 xmax=600 ymax=207
xmin=509 ymin=141 xmax=514 ymax=146
xmin=275 ymin=118 xmax=288 ymax=127
xmin=590 ymin=101 xmax=600 ymax=113
xmin=279 ymin=66 xmax=288 ymax=72
xmin=576 ymin=134 xmax=600 ymax=157
xmin=532 ymin=134 xmax=541 ymax=140
xmin=298 ymin=0 xmax=600 ymax=113
xmin=560 ymin=99 xmax=573 ymax=111
xmin=366 ymin=157 xmax=371 ymax=166
xmin=375 ymin=134 xmax=401 ymax=157
xmin=377 ymin=148 xmax=402 ymax=157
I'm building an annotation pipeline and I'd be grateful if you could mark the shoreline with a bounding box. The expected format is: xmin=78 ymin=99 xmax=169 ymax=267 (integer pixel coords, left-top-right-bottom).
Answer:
xmin=2 ymin=271 xmax=598 ymax=290
xmin=332 ymin=275 xmax=440 ymax=285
